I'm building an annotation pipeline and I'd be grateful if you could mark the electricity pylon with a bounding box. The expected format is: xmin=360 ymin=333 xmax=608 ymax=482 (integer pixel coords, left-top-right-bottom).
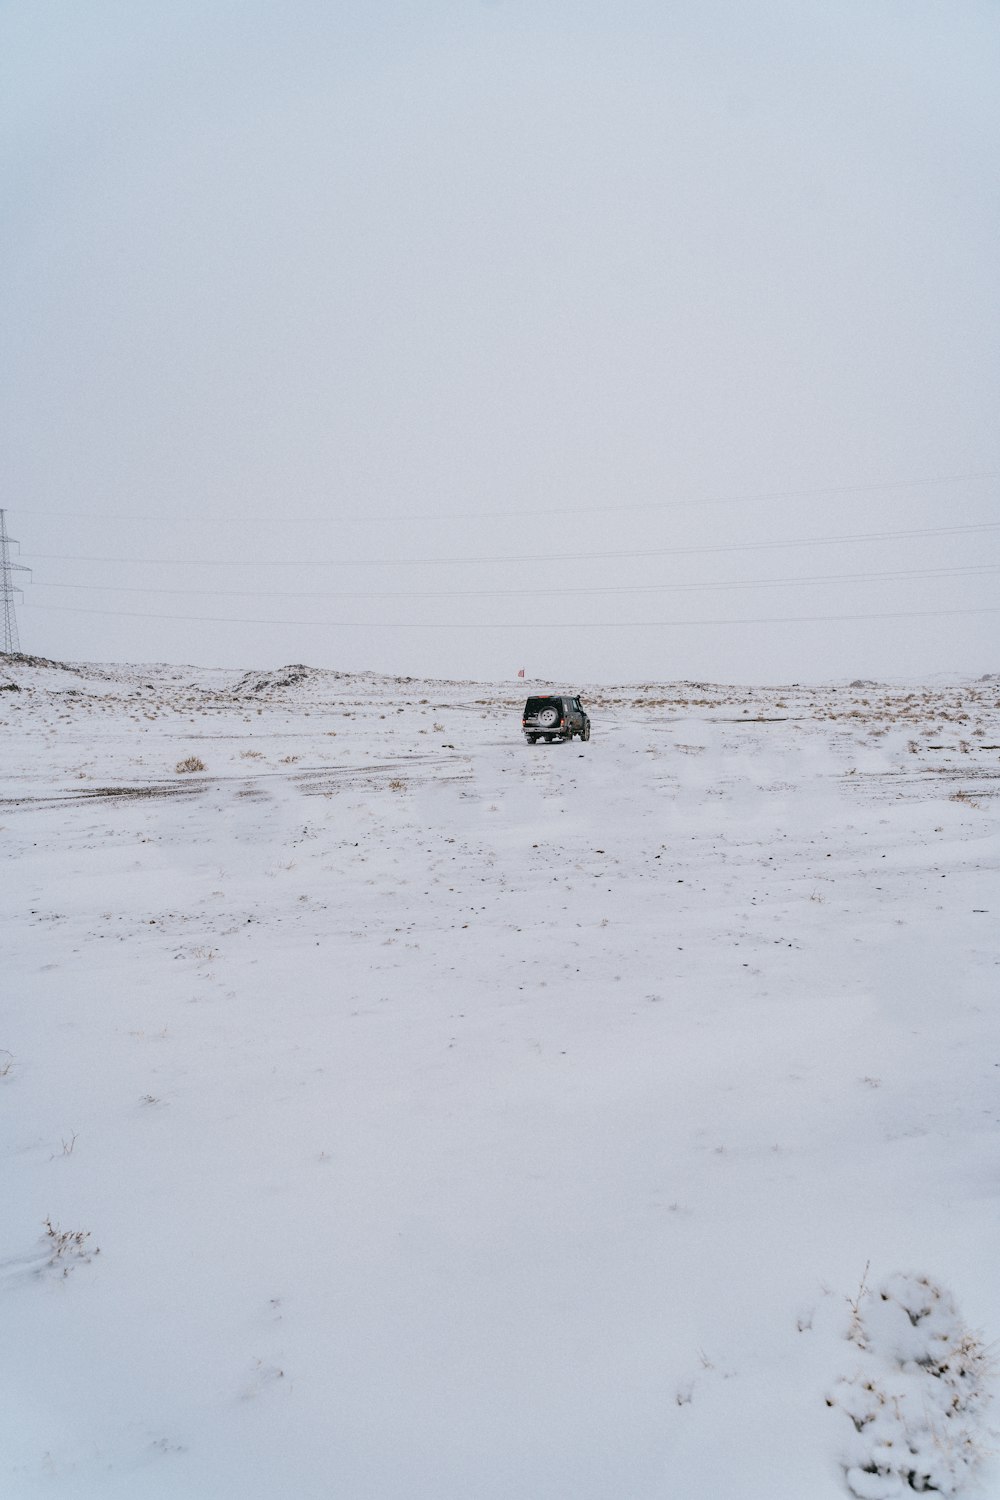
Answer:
xmin=0 ymin=509 xmax=30 ymax=655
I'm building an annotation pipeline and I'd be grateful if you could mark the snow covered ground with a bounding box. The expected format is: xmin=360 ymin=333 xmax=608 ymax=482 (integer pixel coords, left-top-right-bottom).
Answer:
xmin=2 ymin=656 xmax=998 ymax=1499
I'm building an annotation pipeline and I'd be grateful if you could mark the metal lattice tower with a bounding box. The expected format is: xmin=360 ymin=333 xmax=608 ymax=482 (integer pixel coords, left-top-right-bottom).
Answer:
xmin=0 ymin=509 xmax=30 ymax=656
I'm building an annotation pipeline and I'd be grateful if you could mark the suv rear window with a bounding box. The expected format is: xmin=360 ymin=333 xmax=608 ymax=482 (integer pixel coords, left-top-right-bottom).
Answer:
xmin=524 ymin=697 xmax=558 ymax=715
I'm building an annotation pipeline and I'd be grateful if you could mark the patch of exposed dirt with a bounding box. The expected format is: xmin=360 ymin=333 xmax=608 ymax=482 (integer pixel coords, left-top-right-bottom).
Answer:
xmin=232 ymin=664 xmax=317 ymax=696
xmin=0 ymin=782 xmax=208 ymax=810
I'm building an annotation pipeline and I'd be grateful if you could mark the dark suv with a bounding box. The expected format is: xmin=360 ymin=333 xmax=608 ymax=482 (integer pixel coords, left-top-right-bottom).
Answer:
xmin=522 ymin=694 xmax=591 ymax=744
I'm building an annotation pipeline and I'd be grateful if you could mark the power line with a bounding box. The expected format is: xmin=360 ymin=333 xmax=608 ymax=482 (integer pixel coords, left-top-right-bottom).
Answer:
xmin=22 ymin=520 xmax=1000 ymax=570
xmin=12 ymin=470 xmax=999 ymax=525
xmin=25 ymin=561 xmax=1000 ymax=602
xmin=26 ymin=601 xmax=1000 ymax=629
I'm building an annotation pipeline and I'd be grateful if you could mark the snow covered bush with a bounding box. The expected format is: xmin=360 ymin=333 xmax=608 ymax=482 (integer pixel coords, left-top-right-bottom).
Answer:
xmin=828 ymin=1272 xmax=993 ymax=1498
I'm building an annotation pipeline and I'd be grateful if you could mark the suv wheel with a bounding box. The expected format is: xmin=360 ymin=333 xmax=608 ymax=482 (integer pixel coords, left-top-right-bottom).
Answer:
xmin=581 ymin=721 xmax=590 ymax=741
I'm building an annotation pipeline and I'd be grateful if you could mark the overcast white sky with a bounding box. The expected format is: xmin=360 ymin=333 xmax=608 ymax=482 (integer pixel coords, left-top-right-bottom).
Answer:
xmin=2 ymin=0 xmax=998 ymax=683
